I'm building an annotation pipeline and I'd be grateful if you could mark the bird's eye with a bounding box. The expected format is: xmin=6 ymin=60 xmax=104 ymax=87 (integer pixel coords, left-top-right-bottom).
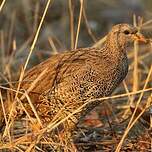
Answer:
xmin=124 ymin=30 xmax=130 ymax=35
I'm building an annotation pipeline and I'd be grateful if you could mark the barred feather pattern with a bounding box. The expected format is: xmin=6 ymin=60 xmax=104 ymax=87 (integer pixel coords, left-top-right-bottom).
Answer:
xmin=19 ymin=24 xmax=141 ymax=134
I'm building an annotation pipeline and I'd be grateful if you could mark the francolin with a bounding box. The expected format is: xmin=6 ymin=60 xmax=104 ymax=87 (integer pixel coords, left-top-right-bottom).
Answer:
xmin=1 ymin=24 xmax=147 ymax=150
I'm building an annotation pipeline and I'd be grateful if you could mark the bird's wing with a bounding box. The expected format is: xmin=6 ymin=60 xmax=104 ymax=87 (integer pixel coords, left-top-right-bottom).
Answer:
xmin=20 ymin=48 xmax=91 ymax=95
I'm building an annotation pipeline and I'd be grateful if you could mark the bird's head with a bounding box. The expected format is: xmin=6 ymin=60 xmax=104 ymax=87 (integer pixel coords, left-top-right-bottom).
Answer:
xmin=106 ymin=24 xmax=146 ymax=50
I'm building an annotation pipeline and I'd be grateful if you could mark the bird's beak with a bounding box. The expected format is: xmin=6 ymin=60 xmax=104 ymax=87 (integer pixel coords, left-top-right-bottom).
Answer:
xmin=132 ymin=33 xmax=147 ymax=43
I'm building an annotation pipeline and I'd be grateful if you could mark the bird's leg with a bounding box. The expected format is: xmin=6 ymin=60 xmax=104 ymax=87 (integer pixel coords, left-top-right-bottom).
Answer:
xmin=56 ymin=120 xmax=77 ymax=152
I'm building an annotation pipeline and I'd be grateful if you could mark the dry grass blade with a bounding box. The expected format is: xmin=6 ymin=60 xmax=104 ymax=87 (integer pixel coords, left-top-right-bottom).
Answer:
xmin=133 ymin=41 xmax=139 ymax=91
xmin=3 ymin=100 xmax=16 ymax=138
xmin=18 ymin=67 xmax=49 ymax=129
xmin=133 ymin=15 xmax=139 ymax=92
xmin=122 ymin=81 xmax=133 ymax=118
xmin=25 ymin=140 xmax=37 ymax=152
xmin=0 ymin=31 xmax=5 ymax=72
xmin=74 ymin=0 xmax=84 ymax=49
xmin=123 ymin=81 xmax=132 ymax=102
xmin=89 ymin=87 xmax=152 ymax=103
xmin=93 ymin=35 xmax=107 ymax=47
xmin=0 ymin=0 xmax=6 ymax=12
xmin=48 ymin=37 xmax=58 ymax=54
xmin=68 ymin=0 xmax=75 ymax=49
xmin=33 ymin=1 xmax=40 ymax=33
xmin=0 ymin=91 xmax=7 ymax=126
xmin=7 ymin=11 xmax=16 ymax=54
xmin=17 ymin=97 xmax=35 ymax=125
xmin=143 ymin=19 xmax=152 ymax=27
xmin=24 ymin=91 xmax=43 ymax=128
xmin=0 ymin=91 xmax=11 ymax=142
xmin=82 ymin=6 xmax=97 ymax=42
xmin=115 ymin=65 xmax=152 ymax=152
xmin=0 ymin=86 xmax=24 ymax=95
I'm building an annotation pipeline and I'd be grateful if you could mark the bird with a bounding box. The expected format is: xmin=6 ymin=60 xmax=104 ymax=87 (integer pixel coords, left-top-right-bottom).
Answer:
xmin=1 ymin=24 xmax=147 ymax=150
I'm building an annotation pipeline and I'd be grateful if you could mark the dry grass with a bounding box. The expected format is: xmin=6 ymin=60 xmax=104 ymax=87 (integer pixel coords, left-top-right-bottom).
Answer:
xmin=0 ymin=0 xmax=152 ymax=152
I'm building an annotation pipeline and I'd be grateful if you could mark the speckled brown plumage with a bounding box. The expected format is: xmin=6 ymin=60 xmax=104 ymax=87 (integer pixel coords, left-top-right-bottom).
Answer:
xmin=20 ymin=24 xmax=146 ymax=127
xmin=3 ymin=24 xmax=146 ymax=147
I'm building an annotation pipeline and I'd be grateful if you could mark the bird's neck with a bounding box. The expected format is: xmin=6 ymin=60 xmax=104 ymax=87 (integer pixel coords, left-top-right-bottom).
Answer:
xmin=102 ymin=35 xmax=127 ymax=62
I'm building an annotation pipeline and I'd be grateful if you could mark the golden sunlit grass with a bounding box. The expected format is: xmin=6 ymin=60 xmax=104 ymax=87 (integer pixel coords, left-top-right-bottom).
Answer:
xmin=0 ymin=0 xmax=152 ymax=152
